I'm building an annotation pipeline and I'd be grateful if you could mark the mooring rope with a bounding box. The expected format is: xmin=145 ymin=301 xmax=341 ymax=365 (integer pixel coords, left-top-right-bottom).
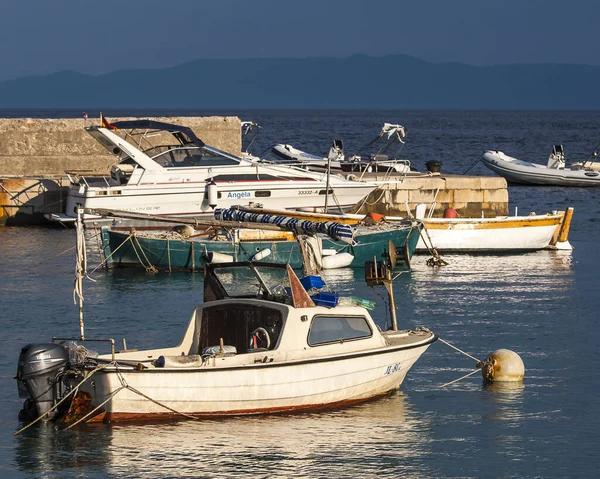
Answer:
xmin=113 ymin=368 xmax=200 ymax=421
xmin=65 ymin=385 xmax=126 ymax=430
xmin=436 ymin=338 xmax=489 ymax=388
xmin=438 ymin=338 xmax=482 ymax=363
xmin=439 ymin=368 xmax=482 ymax=388
xmin=167 ymin=238 xmax=172 ymax=273
xmin=418 ymin=225 xmax=448 ymax=267
xmin=462 ymin=154 xmax=484 ymax=175
xmin=88 ymin=232 xmax=135 ymax=275
xmin=130 ymin=235 xmax=158 ymax=273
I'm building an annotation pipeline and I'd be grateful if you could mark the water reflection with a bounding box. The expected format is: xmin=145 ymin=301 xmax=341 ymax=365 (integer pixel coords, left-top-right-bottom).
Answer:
xmin=405 ymin=250 xmax=574 ymax=317
xmin=15 ymin=393 xmax=435 ymax=478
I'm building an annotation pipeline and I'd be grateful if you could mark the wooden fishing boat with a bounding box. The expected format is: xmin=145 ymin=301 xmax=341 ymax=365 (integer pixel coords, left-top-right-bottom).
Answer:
xmin=99 ymin=210 xmax=423 ymax=271
xmin=415 ymin=209 xmax=574 ymax=252
xmin=217 ymin=205 xmax=574 ymax=254
xmin=16 ymin=261 xmax=436 ymax=423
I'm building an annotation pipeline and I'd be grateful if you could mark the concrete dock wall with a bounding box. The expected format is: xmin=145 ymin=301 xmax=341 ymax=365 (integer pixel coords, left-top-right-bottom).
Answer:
xmin=0 ymin=116 xmax=242 ymax=177
xmin=351 ymin=174 xmax=509 ymax=217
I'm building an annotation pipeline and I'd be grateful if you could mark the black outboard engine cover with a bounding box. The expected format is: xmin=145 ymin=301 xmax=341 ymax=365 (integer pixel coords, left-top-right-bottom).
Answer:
xmin=16 ymin=343 xmax=69 ymax=419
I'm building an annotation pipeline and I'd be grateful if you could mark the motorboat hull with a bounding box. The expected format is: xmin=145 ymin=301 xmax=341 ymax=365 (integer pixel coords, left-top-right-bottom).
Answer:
xmin=81 ymin=338 xmax=434 ymax=421
xmin=63 ymin=180 xmax=376 ymax=226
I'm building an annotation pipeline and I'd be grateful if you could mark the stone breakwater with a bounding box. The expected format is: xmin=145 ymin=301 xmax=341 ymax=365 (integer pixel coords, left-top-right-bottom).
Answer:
xmin=0 ymin=116 xmax=241 ymax=177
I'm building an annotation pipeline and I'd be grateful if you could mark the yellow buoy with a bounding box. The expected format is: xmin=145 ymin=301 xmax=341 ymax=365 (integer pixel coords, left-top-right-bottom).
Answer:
xmin=481 ymin=349 xmax=525 ymax=383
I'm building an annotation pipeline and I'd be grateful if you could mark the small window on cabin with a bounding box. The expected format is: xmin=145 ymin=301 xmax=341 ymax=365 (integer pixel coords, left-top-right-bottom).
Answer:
xmin=308 ymin=315 xmax=372 ymax=346
xmin=255 ymin=190 xmax=271 ymax=198
xmin=319 ymin=189 xmax=334 ymax=195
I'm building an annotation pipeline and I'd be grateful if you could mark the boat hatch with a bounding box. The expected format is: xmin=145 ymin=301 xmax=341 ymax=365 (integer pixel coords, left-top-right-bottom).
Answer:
xmin=200 ymin=302 xmax=285 ymax=353
xmin=204 ymin=262 xmax=292 ymax=304
xmin=86 ymin=128 xmax=132 ymax=162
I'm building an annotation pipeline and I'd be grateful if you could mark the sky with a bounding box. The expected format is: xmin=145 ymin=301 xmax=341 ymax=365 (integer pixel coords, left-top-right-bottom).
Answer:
xmin=0 ymin=0 xmax=598 ymax=81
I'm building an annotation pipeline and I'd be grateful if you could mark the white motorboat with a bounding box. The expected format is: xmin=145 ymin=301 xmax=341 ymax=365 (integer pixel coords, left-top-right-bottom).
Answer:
xmin=481 ymin=143 xmax=600 ymax=186
xmin=272 ymin=123 xmax=413 ymax=176
xmin=47 ymin=118 xmax=376 ymax=225
xmin=16 ymin=261 xmax=436 ymax=423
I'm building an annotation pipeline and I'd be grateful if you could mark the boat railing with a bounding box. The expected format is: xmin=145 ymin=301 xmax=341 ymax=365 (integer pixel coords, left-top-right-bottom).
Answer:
xmin=354 ymin=158 xmax=411 ymax=183
xmin=53 ymin=336 xmax=116 ymax=362
xmin=66 ymin=171 xmax=113 ymax=188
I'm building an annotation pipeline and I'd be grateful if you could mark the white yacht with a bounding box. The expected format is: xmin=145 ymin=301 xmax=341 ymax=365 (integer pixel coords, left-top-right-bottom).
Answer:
xmin=48 ymin=119 xmax=377 ymax=224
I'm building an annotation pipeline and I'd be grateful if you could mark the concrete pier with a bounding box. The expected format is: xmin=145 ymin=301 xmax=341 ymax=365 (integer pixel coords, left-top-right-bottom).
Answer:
xmin=351 ymin=173 xmax=509 ymax=218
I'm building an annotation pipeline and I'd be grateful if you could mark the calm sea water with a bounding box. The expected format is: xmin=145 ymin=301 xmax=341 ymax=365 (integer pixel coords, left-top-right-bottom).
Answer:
xmin=1 ymin=110 xmax=599 ymax=478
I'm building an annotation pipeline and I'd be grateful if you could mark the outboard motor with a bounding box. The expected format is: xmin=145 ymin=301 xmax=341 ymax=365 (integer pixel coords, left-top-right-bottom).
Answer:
xmin=547 ymin=145 xmax=566 ymax=169
xmin=16 ymin=343 xmax=69 ymax=420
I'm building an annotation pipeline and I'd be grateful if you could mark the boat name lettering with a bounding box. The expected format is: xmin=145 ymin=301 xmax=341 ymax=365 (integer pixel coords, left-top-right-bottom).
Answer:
xmin=227 ymin=192 xmax=252 ymax=199
xmin=385 ymin=362 xmax=401 ymax=375
xmin=298 ymin=190 xmax=318 ymax=195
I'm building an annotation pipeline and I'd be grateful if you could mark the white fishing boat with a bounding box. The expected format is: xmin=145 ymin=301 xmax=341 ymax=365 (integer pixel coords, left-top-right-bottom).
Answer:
xmin=16 ymin=259 xmax=436 ymax=424
xmin=223 ymin=205 xmax=574 ymax=254
xmin=481 ymin=143 xmax=600 ymax=186
xmin=46 ymin=118 xmax=376 ymax=225
xmin=415 ymin=207 xmax=574 ymax=252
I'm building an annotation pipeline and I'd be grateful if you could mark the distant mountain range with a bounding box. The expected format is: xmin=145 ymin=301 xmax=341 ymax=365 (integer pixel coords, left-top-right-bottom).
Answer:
xmin=0 ymin=54 xmax=598 ymax=109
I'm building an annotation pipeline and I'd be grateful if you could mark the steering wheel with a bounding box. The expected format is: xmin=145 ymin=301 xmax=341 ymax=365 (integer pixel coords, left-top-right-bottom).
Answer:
xmin=249 ymin=327 xmax=271 ymax=350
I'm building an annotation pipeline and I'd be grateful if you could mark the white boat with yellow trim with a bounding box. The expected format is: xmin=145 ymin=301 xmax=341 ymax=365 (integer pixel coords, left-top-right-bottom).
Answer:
xmin=415 ymin=209 xmax=573 ymax=252
xmin=221 ymin=205 xmax=574 ymax=254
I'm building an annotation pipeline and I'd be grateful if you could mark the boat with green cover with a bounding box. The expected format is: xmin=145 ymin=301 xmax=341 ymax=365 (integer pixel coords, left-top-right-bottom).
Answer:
xmin=100 ymin=220 xmax=422 ymax=272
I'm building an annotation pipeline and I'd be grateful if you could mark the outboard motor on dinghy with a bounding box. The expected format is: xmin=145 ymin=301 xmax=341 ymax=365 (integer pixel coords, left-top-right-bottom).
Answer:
xmin=547 ymin=145 xmax=565 ymax=169
xmin=16 ymin=343 xmax=69 ymax=420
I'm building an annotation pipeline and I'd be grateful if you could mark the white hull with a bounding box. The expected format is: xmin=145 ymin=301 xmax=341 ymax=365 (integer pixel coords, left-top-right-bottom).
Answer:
xmin=481 ymin=150 xmax=600 ymax=187
xmin=83 ymin=341 xmax=431 ymax=419
xmin=417 ymin=214 xmax=567 ymax=252
xmin=65 ymin=180 xmax=375 ymax=223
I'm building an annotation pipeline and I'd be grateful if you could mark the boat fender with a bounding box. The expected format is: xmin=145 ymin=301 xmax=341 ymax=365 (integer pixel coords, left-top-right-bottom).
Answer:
xmin=321 ymin=248 xmax=338 ymax=257
xmin=443 ymin=207 xmax=457 ymax=218
xmin=322 ymin=252 xmax=354 ymax=269
xmin=155 ymin=355 xmax=206 ymax=368
xmin=206 ymin=252 xmax=234 ymax=263
xmin=252 ymin=248 xmax=272 ymax=261
xmin=479 ymin=349 xmax=524 ymax=383
xmin=207 ymin=180 xmax=218 ymax=209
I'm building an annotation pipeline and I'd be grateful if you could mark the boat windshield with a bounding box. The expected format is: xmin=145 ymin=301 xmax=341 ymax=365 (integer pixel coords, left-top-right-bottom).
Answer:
xmin=204 ymin=262 xmax=292 ymax=303
xmin=151 ymin=146 xmax=241 ymax=168
xmin=214 ymin=264 xmax=291 ymax=298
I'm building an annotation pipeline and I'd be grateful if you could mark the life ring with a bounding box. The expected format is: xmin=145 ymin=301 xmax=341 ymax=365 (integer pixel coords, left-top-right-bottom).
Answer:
xmin=249 ymin=327 xmax=271 ymax=349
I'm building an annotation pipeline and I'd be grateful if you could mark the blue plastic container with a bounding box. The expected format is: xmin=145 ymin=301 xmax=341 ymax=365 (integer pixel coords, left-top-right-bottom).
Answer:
xmin=311 ymin=292 xmax=339 ymax=308
xmin=300 ymin=275 xmax=325 ymax=291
